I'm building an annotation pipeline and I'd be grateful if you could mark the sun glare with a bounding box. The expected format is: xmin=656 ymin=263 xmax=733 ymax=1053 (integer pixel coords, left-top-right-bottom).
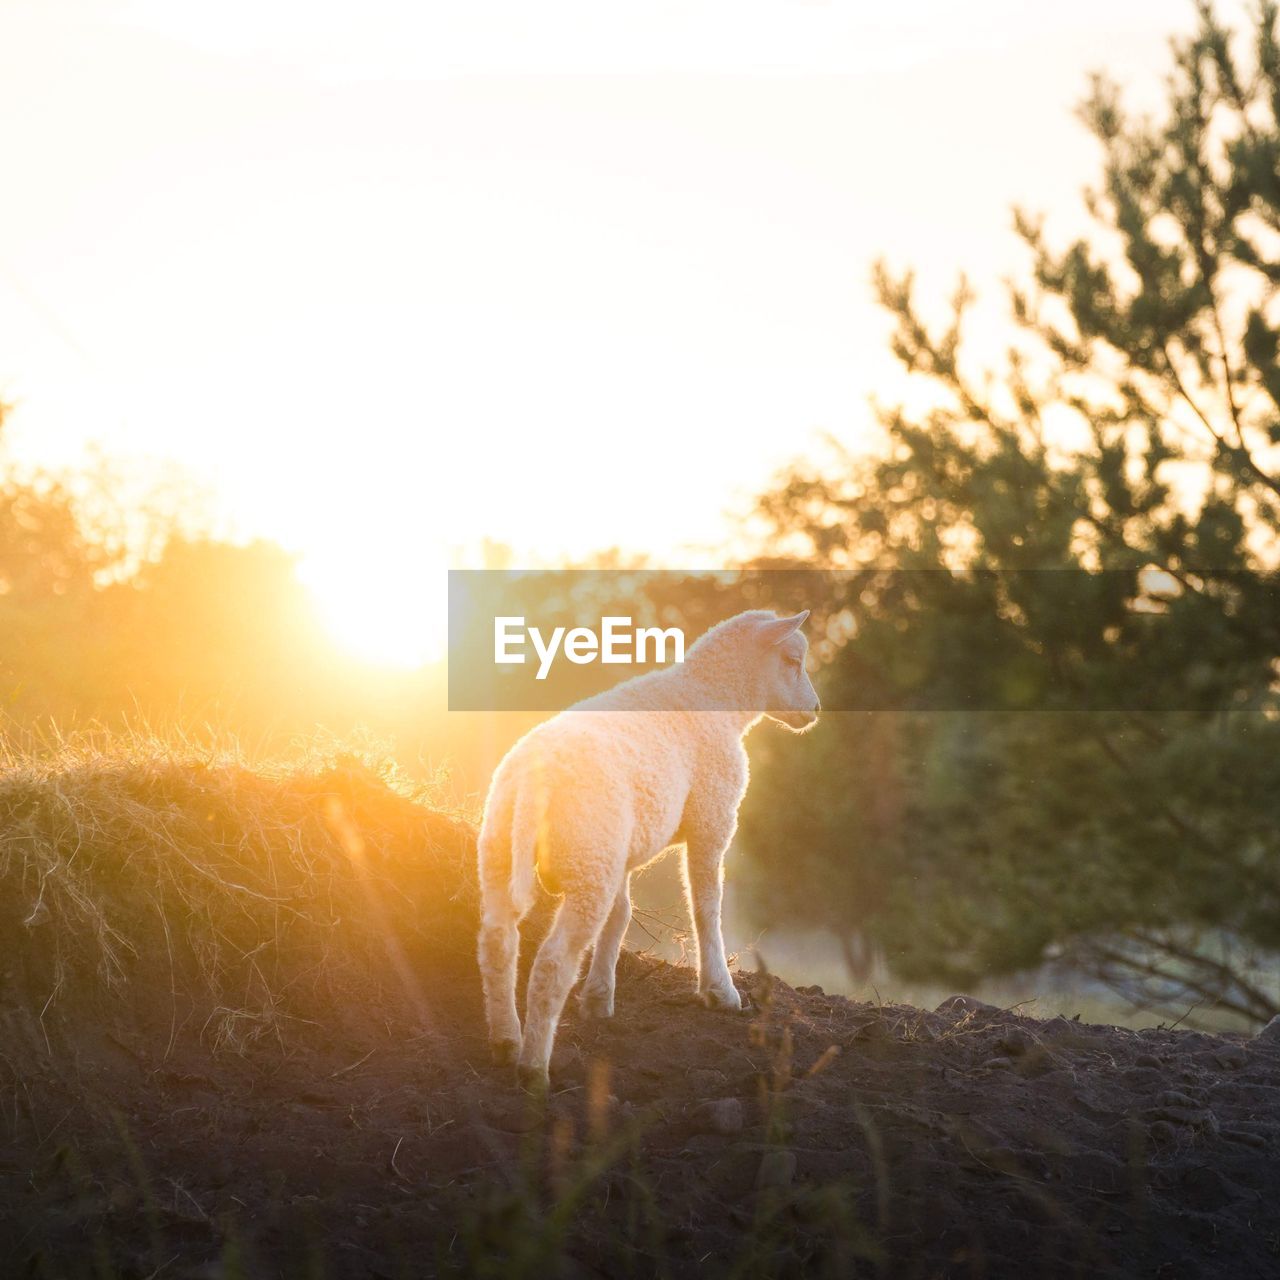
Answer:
xmin=299 ymin=553 xmax=446 ymax=669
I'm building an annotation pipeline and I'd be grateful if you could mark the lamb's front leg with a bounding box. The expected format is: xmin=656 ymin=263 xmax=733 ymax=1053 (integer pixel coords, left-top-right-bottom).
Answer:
xmin=683 ymin=842 xmax=741 ymax=1011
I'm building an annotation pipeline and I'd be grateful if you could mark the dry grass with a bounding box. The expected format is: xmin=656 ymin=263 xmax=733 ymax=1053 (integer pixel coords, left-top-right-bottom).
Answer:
xmin=0 ymin=725 xmax=480 ymax=1053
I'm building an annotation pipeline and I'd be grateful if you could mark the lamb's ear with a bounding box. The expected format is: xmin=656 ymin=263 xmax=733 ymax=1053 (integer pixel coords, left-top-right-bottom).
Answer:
xmin=760 ymin=609 xmax=810 ymax=645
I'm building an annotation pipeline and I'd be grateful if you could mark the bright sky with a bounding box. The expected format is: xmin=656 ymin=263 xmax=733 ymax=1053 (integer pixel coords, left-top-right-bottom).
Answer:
xmin=0 ymin=0 xmax=1249 ymax=662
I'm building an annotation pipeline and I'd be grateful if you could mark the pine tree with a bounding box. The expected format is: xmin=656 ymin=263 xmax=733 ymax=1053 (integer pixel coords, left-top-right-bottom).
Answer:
xmin=741 ymin=3 xmax=1280 ymax=1024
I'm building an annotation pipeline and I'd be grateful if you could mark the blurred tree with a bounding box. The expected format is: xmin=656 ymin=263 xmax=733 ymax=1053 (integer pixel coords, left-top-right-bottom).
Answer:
xmin=0 ymin=405 xmax=121 ymax=719
xmin=94 ymin=537 xmax=332 ymax=725
xmin=0 ymin=477 xmax=105 ymax=601
xmin=740 ymin=1 xmax=1280 ymax=1023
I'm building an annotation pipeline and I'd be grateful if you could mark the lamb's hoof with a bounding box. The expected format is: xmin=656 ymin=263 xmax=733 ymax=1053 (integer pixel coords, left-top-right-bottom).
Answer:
xmin=490 ymin=1038 xmax=521 ymax=1067
xmin=578 ymin=988 xmax=615 ymax=1020
xmin=699 ymin=987 xmax=745 ymax=1013
xmin=516 ymin=1064 xmax=550 ymax=1095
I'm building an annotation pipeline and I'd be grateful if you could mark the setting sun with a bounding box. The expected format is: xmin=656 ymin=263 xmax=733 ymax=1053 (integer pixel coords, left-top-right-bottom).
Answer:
xmin=298 ymin=550 xmax=447 ymax=668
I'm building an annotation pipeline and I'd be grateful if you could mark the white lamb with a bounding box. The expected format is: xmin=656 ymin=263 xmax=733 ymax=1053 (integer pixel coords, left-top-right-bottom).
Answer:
xmin=476 ymin=608 xmax=820 ymax=1087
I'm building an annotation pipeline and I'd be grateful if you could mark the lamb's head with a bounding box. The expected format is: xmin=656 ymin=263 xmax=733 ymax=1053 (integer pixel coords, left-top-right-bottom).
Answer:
xmin=756 ymin=609 xmax=821 ymax=731
xmin=690 ymin=608 xmax=821 ymax=731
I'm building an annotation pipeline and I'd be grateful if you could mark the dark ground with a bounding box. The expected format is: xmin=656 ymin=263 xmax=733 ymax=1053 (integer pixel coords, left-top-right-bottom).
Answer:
xmin=4 ymin=950 xmax=1280 ymax=1280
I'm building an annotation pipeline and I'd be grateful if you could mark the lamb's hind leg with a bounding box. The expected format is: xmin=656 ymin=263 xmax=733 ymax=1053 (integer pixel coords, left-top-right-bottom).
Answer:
xmin=579 ymin=874 xmax=632 ymax=1019
xmin=479 ymin=896 xmax=522 ymax=1064
xmin=519 ymin=883 xmax=614 ymax=1088
xmin=478 ymin=821 xmax=523 ymax=1065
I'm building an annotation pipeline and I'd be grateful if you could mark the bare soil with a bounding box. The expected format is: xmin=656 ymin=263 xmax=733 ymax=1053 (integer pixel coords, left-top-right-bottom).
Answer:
xmin=4 ymin=950 xmax=1280 ymax=1279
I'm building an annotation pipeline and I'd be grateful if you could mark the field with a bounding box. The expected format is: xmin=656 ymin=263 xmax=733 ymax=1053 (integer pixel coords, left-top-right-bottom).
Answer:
xmin=3 ymin=737 xmax=1280 ymax=1279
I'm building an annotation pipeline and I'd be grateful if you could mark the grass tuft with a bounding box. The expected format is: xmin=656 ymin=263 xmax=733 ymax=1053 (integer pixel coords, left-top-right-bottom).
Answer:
xmin=0 ymin=725 xmax=480 ymax=1051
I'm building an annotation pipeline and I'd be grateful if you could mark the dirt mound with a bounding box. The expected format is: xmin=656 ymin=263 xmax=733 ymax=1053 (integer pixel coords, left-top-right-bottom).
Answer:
xmin=4 ymin=743 xmax=1280 ymax=1277
xmin=6 ymin=951 xmax=1280 ymax=1279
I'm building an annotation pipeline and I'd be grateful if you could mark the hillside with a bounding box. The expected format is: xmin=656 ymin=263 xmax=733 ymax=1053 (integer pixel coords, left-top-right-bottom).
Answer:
xmin=3 ymin=743 xmax=1279 ymax=1278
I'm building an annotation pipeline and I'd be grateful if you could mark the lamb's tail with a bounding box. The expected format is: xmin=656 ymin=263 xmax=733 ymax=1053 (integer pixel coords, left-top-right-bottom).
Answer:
xmin=479 ymin=757 xmax=551 ymax=919
xmin=508 ymin=776 xmax=547 ymax=917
